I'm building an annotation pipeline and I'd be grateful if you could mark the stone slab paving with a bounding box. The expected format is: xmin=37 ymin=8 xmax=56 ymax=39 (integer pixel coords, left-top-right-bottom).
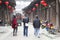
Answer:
xmin=0 ymin=23 xmax=60 ymax=40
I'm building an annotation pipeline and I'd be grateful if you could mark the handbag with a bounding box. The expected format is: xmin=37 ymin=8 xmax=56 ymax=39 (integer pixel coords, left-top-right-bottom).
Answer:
xmin=25 ymin=23 xmax=29 ymax=26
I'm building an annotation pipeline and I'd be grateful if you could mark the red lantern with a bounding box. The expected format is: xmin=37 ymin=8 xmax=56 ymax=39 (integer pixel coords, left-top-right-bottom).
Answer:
xmin=8 ymin=5 xmax=12 ymax=9
xmin=40 ymin=0 xmax=48 ymax=7
xmin=32 ymin=7 xmax=36 ymax=11
xmin=35 ymin=3 xmax=39 ymax=7
xmin=40 ymin=0 xmax=45 ymax=4
xmin=43 ymin=3 xmax=48 ymax=7
xmin=5 ymin=1 xmax=9 ymax=6
xmin=0 ymin=1 xmax=2 ymax=4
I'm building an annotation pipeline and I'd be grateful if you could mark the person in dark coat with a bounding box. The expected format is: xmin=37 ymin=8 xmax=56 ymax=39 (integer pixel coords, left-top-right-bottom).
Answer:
xmin=33 ymin=15 xmax=41 ymax=38
xmin=23 ymin=15 xmax=29 ymax=37
xmin=0 ymin=17 xmax=3 ymax=26
xmin=12 ymin=15 xmax=18 ymax=36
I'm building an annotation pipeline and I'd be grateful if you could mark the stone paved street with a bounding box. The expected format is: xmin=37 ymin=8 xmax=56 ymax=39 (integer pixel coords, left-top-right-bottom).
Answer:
xmin=0 ymin=23 xmax=60 ymax=40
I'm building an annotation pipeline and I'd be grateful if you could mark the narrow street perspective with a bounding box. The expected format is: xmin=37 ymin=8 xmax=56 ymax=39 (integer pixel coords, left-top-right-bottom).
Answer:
xmin=0 ymin=0 xmax=60 ymax=40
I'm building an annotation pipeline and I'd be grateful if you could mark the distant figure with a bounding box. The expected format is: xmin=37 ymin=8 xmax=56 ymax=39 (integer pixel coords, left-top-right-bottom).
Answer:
xmin=0 ymin=17 xmax=3 ymax=26
xmin=33 ymin=15 xmax=41 ymax=38
xmin=19 ymin=14 xmax=22 ymax=26
xmin=12 ymin=15 xmax=18 ymax=36
xmin=17 ymin=14 xmax=22 ymax=26
xmin=23 ymin=15 xmax=29 ymax=37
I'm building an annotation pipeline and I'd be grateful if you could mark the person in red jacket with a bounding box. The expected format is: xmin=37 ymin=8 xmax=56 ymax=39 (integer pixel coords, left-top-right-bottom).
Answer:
xmin=12 ymin=15 xmax=18 ymax=36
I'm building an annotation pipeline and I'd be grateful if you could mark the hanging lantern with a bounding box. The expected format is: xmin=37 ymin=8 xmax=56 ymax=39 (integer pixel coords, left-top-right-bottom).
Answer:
xmin=40 ymin=0 xmax=48 ymax=7
xmin=43 ymin=3 xmax=48 ymax=7
xmin=0 ymin=1 xmax=2 ymax=4
xmin=8 ymin=5 xmax=12 ymax=9
xmin=40 ymin=0 xmax=45 ymax=4
xmin=5 ymin=1 xmax=9 ymax=6
xmin=32 ymin=7 xmax=36 ymax=11
xmin=35 ymin=3 xmax=38 ymax=7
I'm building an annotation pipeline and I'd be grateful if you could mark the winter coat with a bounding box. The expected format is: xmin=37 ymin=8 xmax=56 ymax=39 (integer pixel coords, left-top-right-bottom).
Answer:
xmin=12 ymin=18 xmax=18 ymax=28
xmin=23 ymin=17 xmax=29 ymax=26
xmin=33 ymin=18 xmax=41 ymax=28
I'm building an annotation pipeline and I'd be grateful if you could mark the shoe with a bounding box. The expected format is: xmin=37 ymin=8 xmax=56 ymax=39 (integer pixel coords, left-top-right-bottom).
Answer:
xmin=26 ymin=35 xmax=28 ymax=37
xmin=38 ymin=36 xmax=40 ymax=38
xmin=13 ymin=34 xmax=15 ymax=36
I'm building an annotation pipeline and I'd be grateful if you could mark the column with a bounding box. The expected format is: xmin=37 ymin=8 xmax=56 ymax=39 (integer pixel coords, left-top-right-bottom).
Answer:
xmin=47 ymin=7 xmax=50 ymax=22
xmin=44 ymin=8 xmax=47 ymax=20
xmin=31 ymin=12 xmax=33 ymax=22
xmin=50 ymin=7 xmax=52 ymax=23
xmin=56 ymin=0 xmax=60 ymax=31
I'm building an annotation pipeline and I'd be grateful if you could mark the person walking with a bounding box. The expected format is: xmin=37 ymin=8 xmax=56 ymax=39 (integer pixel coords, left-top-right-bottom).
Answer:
xmin=17 ymin=14 xmax=22 ymax=26
xmin=12 ymin=15 xmax=18 ymax=36
xmin=23 ymin=15 xmax=29 ymax=37
xmin=33 ymin=15 xmax=41 ymax=38
xmin=19 ymin=14 xmax=22 ymax=26
xmin=0 ymin=17 xmax=3 ymax=26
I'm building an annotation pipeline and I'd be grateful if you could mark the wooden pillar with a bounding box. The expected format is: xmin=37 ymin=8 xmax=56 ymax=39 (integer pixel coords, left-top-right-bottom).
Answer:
xmin=59 ymin=1 xmax=60 ymax=31
xmin=50 ymin=7 xmax=52 ymax=23
xmin=56 ymin=0 xmax=60 ymax=31
xmin=31 ymin=12 xmax=33 ymax=22
xmin=47 ymin=9 xmax=48 ymax=21
xmin=44 ymin=8 xmax=47 ymax=20
xmin=47 ymin=7 xmax=50 ymax=22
